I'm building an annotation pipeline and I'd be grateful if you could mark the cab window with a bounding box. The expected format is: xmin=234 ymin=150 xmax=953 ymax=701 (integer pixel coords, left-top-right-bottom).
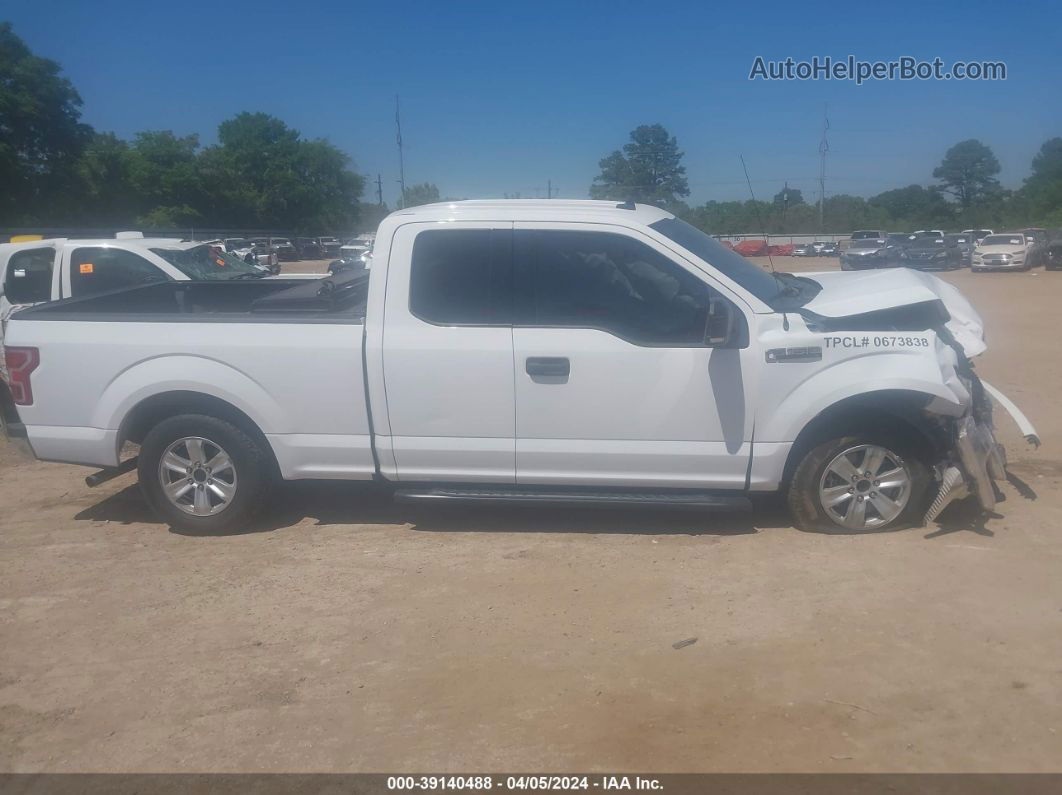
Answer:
xmin=409 ymin=229 xmax=513 ymax=325
xmin=515 ymin=229 xmax=718 ymax=346
xmin=69 ymin=247 xmax=169 ymax=297
xmin=3 ymin=248 xmax=55 ymax=304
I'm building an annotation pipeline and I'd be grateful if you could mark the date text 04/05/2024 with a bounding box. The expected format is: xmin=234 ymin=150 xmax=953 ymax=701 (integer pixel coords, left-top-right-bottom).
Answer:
xmin=386 ymin=776 xmax=663 ymax=790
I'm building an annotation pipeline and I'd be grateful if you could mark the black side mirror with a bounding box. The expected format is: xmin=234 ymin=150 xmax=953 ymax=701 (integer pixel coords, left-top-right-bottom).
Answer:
xmin=705 ymin=295 xmax=745 ymax=348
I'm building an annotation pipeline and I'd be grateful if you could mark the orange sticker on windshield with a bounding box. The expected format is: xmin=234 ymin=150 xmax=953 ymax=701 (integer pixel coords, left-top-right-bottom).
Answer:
xmin=215 ymin=258 xmax=226 ymax=266
xmin=79 ymin=263 xmax=94 ymax=274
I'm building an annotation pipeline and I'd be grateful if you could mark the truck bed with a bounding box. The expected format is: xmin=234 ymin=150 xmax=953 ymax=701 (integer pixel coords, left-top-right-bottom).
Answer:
xmin=14 ymin=271 xmax=369 ymax=324
xmin=5 ymin=272 xmax=375 ymax=478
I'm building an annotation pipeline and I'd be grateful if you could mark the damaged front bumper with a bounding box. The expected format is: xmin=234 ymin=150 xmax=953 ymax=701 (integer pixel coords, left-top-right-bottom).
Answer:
xmin=924 ymin=378 xmax=1039 ymax=524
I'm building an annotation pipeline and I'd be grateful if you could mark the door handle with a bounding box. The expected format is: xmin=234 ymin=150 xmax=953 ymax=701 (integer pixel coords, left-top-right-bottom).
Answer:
xmin=526 ymin=357 xmax=570 ymax=377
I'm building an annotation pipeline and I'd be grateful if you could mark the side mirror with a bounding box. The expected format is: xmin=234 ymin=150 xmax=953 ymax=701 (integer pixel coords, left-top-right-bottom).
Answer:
xmin=705 ymin=295 xmax=745 ymax=348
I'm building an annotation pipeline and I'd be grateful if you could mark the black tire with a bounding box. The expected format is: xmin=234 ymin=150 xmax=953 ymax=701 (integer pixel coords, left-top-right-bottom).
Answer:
xmin=138 ymin=413 xmax=272 ymax=533
xmin=787 ymin=432 xmax=932 ymax=533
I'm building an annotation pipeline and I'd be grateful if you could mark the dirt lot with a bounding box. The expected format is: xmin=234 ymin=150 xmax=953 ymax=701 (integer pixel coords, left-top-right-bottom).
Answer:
xmin=3 ymin=258 xmax=1062 ymax=773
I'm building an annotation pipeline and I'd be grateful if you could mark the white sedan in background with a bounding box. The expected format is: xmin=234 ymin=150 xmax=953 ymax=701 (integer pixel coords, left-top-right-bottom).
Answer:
xmin=971 ymin=233 xmax=1033 ymax=272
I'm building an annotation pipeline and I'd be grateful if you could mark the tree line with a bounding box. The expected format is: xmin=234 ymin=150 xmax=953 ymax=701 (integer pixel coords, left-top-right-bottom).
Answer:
xmin=4 ymin=19 xmax=1060 ymax=236
xmin=1 ymin=22 xmax=366 ymax=233
xmin=591 ymin=124 xmax=1062 ymax=234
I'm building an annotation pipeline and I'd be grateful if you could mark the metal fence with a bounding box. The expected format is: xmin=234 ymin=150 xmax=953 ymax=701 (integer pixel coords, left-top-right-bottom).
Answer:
xmin=714 ymin=233 xmax=851 ymax=245
xmin=1 ymin=227 xmax=344 ymax=244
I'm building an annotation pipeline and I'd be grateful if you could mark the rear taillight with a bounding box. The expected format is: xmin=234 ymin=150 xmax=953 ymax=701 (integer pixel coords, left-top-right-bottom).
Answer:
xmin=4 ymin=346 xmax=40 ymax=405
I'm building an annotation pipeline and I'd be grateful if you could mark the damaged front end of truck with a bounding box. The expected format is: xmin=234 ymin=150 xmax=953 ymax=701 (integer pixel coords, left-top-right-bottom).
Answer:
xmin=799 ymin=268 xmax=1040 ymax=525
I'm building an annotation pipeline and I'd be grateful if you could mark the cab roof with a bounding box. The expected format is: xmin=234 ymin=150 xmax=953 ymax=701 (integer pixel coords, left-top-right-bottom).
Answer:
xmin=0 ymin=237 xmax=206 ymax=251
xmin=386 ymin=199 xmax=675 ymax=226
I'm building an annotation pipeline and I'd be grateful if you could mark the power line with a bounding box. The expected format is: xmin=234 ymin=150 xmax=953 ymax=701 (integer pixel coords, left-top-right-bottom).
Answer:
xmin=395 ymin=95 xmax=407 ymax=207
xmin=818 ymin=103 xmax=830 ymax=231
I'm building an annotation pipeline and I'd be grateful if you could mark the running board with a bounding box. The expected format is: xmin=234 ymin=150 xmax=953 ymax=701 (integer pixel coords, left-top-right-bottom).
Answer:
xmin=393 ymin=486 xmax=751 ymax=512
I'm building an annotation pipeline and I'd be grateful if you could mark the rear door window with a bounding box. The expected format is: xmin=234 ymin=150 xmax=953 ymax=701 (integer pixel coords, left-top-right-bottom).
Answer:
xmin=409 ymin=228 xmax=513 ymax=325
xmin=69 ymin=247 xmax=169 ymax=297
xmin=3 ymin=247 xmax=56 ymax=304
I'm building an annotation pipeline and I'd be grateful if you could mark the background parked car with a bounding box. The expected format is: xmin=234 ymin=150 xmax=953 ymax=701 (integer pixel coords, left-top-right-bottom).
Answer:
xmin=732 ymin=239 xmax=768 ymax=256
xmin=945 ymin=233 xmax=975 ymax=266
xmin=792 ymin=242 xmax=816 ymax=256
xmin=818 ymin=241 xmax=840 ymax=256
xmin=1020 ymin=228 xmax=1049 ymax=266
xmin=961 ymin=228 xmax=994 ymax=243
xmin=234 ymin=239 xmax=279 ymax=273
xmin=270 ymin=237 xmax=299 ymax=261
xmin=294 ymin=237 xmax=322 ymax=259
xmin=1045 ymin=240 xmax=1062 ymax=271
xmin=839 ymin=237 xmax=898 ymax=270
xmin=319 ymin=236 xmax=341 ymax=257
xmin=899 ymin=235 xmax=963 ymax=270
xmin=972 ymin=233 xmax=1033 ymax=272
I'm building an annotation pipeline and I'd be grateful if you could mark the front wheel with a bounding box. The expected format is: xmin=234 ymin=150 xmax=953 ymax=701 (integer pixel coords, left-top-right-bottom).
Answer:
xmin=138 ymin=414 xmax=272 ymax=532
xmin=788 ymin=435 xmax=932 ymax=532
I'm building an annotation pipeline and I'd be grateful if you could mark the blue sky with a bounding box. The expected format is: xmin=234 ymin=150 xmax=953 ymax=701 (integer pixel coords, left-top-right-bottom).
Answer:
xmin=5 ymin=0 xmax=1060 ymax=206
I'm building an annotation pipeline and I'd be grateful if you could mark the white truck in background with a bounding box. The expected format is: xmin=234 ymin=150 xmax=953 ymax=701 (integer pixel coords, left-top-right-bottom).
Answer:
xmin=0 ymin=234 xmax=323 ymax=379
xmin=1 ymin=200 xmax=1039 ymax=534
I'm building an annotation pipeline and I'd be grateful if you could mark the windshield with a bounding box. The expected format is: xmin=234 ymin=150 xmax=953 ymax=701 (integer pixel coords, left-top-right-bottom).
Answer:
xmin=649 ymin=216 xmax=815 ymax=308
xmin=850 ymin=239 xmax=883 ymax=249
xmin=910 ymin=237 xmax=945 ymax=247
xmin=150 ymin=244 xmax=264 ymax=280
xmin=982 ymin=235 xmax=1023 ymax=246
xmin=851 ymin=231 xmax=882 ymax=240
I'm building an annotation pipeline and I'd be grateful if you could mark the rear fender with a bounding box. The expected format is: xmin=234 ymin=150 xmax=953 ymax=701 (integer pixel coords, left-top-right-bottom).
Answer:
xmin=93 ymin=355 xmax=283 ymax=439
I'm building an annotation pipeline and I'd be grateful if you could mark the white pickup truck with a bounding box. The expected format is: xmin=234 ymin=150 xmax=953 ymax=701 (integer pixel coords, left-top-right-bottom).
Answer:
xmin=0 ymin=200 xmax=1038 ymax=534
xmin=0 ymin=234 xmax=322 ymax=381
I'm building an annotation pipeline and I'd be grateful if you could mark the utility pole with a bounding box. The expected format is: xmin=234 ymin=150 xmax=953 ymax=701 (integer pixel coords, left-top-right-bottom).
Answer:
xmin=395 ymin=95 xmax=407 ymax=208
xmin=781 ymin=180 xmax=789 ymax=232
xmin=818 ymin=103 xmax=829 ymax=232
xmin=547 ymin=179 xmax=552 ymax=199
xmin=376 ymin=173 xmax=383 ymax=206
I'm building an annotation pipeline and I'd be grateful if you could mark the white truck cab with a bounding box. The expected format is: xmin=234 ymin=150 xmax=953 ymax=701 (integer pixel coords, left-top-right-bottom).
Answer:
xmin=0 ymin=235 xmax=267 ymax=318
xmin=1 ymin=201 xmax=1038 ymax=534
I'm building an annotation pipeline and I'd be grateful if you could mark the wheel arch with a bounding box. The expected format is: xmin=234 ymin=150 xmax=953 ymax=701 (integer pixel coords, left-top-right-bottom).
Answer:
xmin=780 ymin=389 xmax=950 ymax=488
xmin=118 ymin=390 xmax=280 ymax=477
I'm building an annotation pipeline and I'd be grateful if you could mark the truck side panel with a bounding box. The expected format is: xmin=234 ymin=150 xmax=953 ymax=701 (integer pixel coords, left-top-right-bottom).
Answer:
xmin=8 ymin=319 xmax=373 ymax=478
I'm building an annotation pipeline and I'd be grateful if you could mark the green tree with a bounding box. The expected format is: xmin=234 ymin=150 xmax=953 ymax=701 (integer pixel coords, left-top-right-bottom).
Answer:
xmin=397 ymin=182 xmax=441 ymax=209
xmin=0 ymin=21 xmax=93 ymax=223
xmin=933 ymin=139 xmax=1002 ymax=210
xmin=590 ymin=124 xmax=689 ymax=207
xmin=867 ymin=184 xmax=953 ymax=229
xmin=75 ymin=132 xmax=136 ymax=225
xmin=1021 ymin=137 xmax=1062 ymax=225
xmin=356 ymin=201 xmax=391 ymax=233
xmin=773 ymin=187 xmax=805 ymax=206
xmin=127 ymin=131 xmax=203 ymax=226
xmin=199 ymin=112 xmax=363 ymax=230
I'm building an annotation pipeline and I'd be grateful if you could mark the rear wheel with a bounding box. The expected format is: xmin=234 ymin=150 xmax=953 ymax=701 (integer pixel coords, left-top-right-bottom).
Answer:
xmin=788 ymin=434 xmax=932 ymax=532
xmin=138 ymin=414 xmax=271 ymax=532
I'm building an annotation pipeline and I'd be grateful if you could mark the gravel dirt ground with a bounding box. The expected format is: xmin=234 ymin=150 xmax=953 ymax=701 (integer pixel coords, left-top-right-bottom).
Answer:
xmin=2 ymin=257 xmax=1061 ymax=773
